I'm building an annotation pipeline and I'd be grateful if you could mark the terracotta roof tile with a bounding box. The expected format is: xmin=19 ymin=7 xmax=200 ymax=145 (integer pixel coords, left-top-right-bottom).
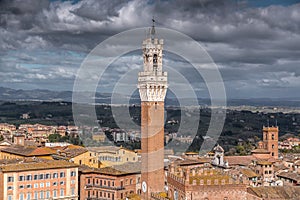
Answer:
xmin=225 ymin=156 xmax=255 ymax=166
xmin=1 ymin=146 xmax=54 ymax=156
xmin=248 ymin=186 xmax=300 ymax=199
xmin=0 ymin=158 xmax=77 ymax=172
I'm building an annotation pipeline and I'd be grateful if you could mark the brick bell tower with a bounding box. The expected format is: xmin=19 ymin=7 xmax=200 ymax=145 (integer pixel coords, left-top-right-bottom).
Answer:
xmin=263 ymin=126 xmax=279 ymax=159
xmin=138 ymin=19 xmax=167 ymax=199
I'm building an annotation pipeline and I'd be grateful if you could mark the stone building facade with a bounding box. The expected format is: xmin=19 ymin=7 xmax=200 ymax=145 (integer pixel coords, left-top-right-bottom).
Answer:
xmin=167 ymin=159 xmax=249 ymax=200
xmin=0 ymin=158 xmax=78 ymax=200
xmin=79 ymin=163 xmax=141 ymax=200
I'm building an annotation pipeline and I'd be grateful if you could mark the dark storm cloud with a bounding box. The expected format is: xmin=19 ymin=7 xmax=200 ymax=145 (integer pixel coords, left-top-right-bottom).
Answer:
xmin=0 ymin=0 xmax=300 ymax=97
xmin=71 ymin=0 xmax=130 ymax=21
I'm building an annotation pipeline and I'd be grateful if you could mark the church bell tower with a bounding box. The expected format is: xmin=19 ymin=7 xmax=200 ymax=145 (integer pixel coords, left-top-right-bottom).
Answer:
xmin=138 ymin=19 xmax=167 ymax=199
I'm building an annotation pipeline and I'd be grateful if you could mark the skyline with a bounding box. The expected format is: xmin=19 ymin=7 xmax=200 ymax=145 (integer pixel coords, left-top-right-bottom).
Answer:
xmin=1 ymin=0 xmax=300 ymax=98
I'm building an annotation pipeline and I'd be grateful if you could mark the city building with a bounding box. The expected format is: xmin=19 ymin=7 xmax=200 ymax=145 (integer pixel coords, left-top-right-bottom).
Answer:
xmin=79 ymin=162 xmax=141 ymax=200
xmin=167 ymin=158 xmax=249 ymax=200
xmin=52 ymin=145 xmax=99 ymax=168
xmin=0 ymin=146 xmax=56 ymax=160
xmin=262 ymin=126 xmax=279 ymax=159
xmin=138 ymin=20 xmax=167 ymax=199
xmin=87 ymin=146 xmax=138 ymax=167
xmin=92 ymin=131 xmax=106 ymax=142
xmin=0 ymin=158 xmax=78 ymax=200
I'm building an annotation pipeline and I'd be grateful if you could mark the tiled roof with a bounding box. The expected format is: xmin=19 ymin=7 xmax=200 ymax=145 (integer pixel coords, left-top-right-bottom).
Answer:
xmin=1 ymin=146 xmax=55 ymax=156
xmin=0 ymin=158 xmax=77 ymax=172
xmin=112 ymin=162 xmax=141 ymax=174
xmin=53 ymin=147 xmax=88 ymax=159
xmin=256 ymin=160 xmax=272 ymax=165
xmin=174 ymin=158 xmax=210 ymax=166
xmin=87 ymin=146 xmax=120 ymax=153
xmin=28 ymin=147 xmax=56 ymax=156
xmin=277 ymin=171 xmax=300 ymax=183
xmin=251 ymin=149 xmax=270 ymax=154
xmin=225 ymin=156 xmax=255 ymax=166
xmin=240 ymin=168 xmax=258 ymax=178
xmin=248 ymin=186 xmax=300 ymax=199
xmin=79 ymin=162 xmax=140 ymax=176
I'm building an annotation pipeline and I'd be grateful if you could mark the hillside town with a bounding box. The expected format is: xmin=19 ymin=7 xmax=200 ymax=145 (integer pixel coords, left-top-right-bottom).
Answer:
xmin=1 ymin=0 xmax=300 ymax=198
xmin=1 ymin=121 xmax=300 ymax=199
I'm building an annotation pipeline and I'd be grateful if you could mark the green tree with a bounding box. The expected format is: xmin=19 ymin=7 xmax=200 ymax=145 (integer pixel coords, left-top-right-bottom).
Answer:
xmin=48 ymin=134 xmax=61 ymax=142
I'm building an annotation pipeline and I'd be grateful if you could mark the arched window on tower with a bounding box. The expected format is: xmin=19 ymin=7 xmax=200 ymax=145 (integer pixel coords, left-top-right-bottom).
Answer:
xmin=153 ymin=54 xmax=158 ymax=74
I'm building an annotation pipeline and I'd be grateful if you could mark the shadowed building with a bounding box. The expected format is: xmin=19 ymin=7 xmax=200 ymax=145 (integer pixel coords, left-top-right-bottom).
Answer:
xmin=138 ymin=20 xmax=167 ymax=199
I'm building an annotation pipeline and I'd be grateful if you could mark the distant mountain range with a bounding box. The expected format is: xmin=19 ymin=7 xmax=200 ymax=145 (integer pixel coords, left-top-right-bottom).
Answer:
xmin=0 ymin=87 xmax=299 ymax=107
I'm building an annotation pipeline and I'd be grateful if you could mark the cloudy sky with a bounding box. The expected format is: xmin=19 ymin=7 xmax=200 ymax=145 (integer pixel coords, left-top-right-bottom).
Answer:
xmin=1 ymin=0 xmax=300 ymax=99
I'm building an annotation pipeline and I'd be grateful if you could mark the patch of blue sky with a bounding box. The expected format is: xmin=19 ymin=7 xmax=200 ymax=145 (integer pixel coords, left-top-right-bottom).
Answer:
xmin=50 ymin=0 xmax=80 ymax=4
xmin=244 ymin=0 xmax=300 ymax=7
xmin=20 ymin=63 xmax=54 ymax=69
xmin=5 ymin=49 xmax=86 ymax=68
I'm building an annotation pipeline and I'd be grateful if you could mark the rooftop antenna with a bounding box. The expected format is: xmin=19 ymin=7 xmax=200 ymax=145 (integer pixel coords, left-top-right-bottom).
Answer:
xmin=267 ymin=119 xmax=270 ymax=127
xmin=275 ymin=119 xmax=278 ymax=127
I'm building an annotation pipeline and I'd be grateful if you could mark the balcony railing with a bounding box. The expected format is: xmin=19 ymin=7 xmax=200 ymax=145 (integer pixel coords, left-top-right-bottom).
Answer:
xmin=85 ymin=184 xmax=125 ymax=190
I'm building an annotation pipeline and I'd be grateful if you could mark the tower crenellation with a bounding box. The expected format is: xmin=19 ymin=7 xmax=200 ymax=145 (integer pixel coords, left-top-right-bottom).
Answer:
xmin=138 ymin=28 xmax=167 ymax=102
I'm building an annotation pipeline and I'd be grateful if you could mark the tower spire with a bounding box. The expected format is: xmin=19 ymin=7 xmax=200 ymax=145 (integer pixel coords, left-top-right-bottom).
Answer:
xmin=150 ymin=17 xmax=156 ymax=39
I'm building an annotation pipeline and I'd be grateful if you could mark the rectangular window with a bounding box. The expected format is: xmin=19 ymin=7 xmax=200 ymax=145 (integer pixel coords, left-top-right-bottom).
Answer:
xmin=7 ymin=176 xmax=14 ymax=182
xmin=46 ymin=182 xmax=50 ymax=187
xmin=60 ymin=189 xmax=64 ymax=197
xmin=46 ymin=191 xmax=50 ymax=198
xmin=71 ymin=187 xmax=75 ymax=195
xmin=26 ymin=184 xmax=31 ymax=189
xmin=26 ymin=175 xmax=32 ymax=181
xmin=34 ymin=192 xmax=38 ymax=199
xmin=19 ymin=185 xmax=24 ymax=189
xmin=70 ymin=171 xmax=76 ymax=177
xmin=45 ymin=173 xmax=51 ymax=179
xmin=8 ymin=196 xmax=12 ymax=200
xmin=53 ymin=182 xmax=58 ymax=186
xmin=40 ymin=183 xmax=44 ymax=188
xmin=19 ymin=193 xmax=24 ymax=200
xmin=34 ymin=175 xmax=38 ymax=180
xmin=34 ymin=183 xmax=38 ymax=188
xmin=60 ymin=181 xmax=64 ymax=185
xmin=53 ymin=190 xmax=57 ymax=197
xmin=39 ymin=174 xmax=44 ymax=180
xmin=53 ymin=173 xmax=58 ymax=178
xmin=60 ymin=172 xmax=65 ymax=178
xmin=40 ymin=191 xmax=44 ymax=199
xmin=7 ymin=186 xmax=13 ymax=190
xmin=26 ymin=193 xmax=31 ymax=200
xmin=19 ymin=176 xmax=25 ymax=181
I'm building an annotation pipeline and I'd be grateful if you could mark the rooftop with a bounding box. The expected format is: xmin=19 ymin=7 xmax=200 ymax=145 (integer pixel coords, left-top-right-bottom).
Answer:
xmin=251 ymin=148 xmax=270 ymax=154
xmin=248 ymin=186 xmax=300 ymax=199
xmin=240 ymin=168 xmax=258 ymax=178
xmin=79 ymin=162 xmax=140 ymax=176
xmin=0 ymin=158 xmax=77 ymax=172
xmin=1 ymin=146 xmax=56 ymax=156
xmin=277 ymin=171 xmax=300 ymax=183
xmin=224 ymin=155 xmax=255 ymax=166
